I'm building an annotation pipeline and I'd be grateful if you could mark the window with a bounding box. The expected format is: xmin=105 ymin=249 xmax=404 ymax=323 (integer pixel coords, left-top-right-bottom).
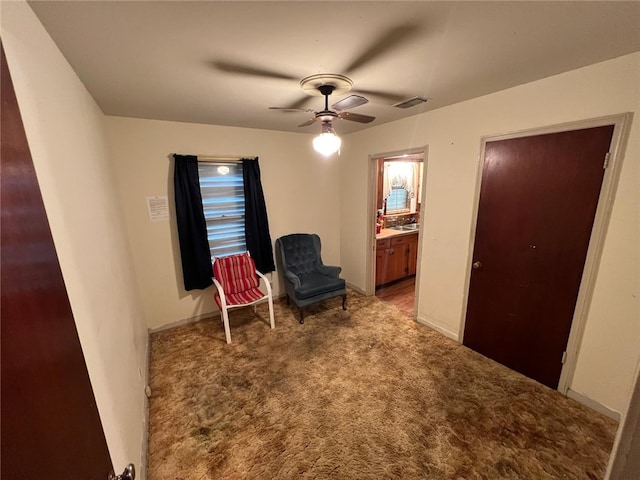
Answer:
xmin=382 ymin=161 xmax=422 ymax=214
xmin=386 ymin=187 xmax=409 ymax=211
xmin=197 ymin=162 xmax=246 ymax=258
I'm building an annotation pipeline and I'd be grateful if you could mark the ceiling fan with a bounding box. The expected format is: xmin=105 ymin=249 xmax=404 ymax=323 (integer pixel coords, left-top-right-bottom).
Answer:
xmin=213 ymin=24 xmax=425 ymax=154
xmin=213 ymin=23 xmax=423 ymax=111
xmin=269 ymin=73 xmax=376 ymax=128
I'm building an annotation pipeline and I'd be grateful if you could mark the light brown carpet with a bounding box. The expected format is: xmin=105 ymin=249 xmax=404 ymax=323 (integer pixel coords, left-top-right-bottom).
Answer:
xmin=148 ymin=290 xmax=617 ymax=479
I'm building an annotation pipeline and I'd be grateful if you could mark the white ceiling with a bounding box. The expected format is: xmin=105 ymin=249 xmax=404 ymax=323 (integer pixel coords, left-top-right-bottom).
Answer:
xmin=28 ymin=1 xmax=640 ymax=135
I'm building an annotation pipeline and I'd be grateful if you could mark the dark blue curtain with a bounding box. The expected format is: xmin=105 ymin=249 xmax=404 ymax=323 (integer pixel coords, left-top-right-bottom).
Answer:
xmin=173 ymin=154 xmax=213 ymax=290
xmin=243 ymin=158 xmax=275 ymax=273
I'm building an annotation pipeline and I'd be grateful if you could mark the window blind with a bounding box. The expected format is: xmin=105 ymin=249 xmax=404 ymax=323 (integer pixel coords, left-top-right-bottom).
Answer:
xmin=387 ymin=187 xmax=408 ymax=212
xmin=197 ymin=162 xmax=246 ymax=258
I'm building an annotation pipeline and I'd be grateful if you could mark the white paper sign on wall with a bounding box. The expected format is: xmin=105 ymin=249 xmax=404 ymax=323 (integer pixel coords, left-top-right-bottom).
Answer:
xmin=146 ymin=196 xmax=169 ymax=221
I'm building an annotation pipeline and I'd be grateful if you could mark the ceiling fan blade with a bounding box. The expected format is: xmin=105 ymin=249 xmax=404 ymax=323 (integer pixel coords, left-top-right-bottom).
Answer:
xmin=268 ymin=107 xmax=315 ymax=113
xmin=298 ymin=118 xmax=318 ymax=127
xmin=288 ymin=96 xmax=314 ymax=110
xmin=332 ymin=95 xmax=369 ymax=111
xmin=354 ymin=88 xmax=409 ymax=104
xmin=343 ymin=24 xmax=421 ymax=74
xmin=213 ymin=60 xmax=298 ymax=80
xmin=338 ymin=112 xmax=376 ymax=124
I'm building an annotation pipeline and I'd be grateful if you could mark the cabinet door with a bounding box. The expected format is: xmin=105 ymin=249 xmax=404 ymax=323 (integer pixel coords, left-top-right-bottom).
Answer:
xmin=377 ymin=248 xmax=397 ymax=285
xmin=376 ymin=248 xmax=401 ymax=285
xmin=407 ymin=234 xmax=418 ymax=276
xmin=375 ymin=248 xmax=387 ymax=286
xmin=387 ymin=247 xmax=407 ymax=283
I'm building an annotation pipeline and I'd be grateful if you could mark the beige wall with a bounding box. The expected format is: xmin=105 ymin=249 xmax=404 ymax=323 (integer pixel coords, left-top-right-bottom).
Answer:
xmin=339 ymin=53 xmax=640 ymax=415
xmin=1 ymin=1 xmax=149 ymax=475
xmin=105 ymin=117 xmax=342 ymax=330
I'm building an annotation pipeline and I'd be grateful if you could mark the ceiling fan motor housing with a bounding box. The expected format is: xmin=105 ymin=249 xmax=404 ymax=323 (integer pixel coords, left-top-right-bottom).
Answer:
xmin=318 ymin=85 xmax=336 ymax=97
xmin=317 ymin=111 xmax=338 ymax=122
xmin=300 ymin=74 xmax=353 ymax=97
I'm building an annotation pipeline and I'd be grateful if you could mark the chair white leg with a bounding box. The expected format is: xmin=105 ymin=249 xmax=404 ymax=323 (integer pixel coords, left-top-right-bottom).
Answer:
xmin=257 ymin=270 xmax=275 ymax=331
xmin=267 ymin=295 xmax=275 ymax=330
xmin=221 ymin=307 xmax=232 ymax=344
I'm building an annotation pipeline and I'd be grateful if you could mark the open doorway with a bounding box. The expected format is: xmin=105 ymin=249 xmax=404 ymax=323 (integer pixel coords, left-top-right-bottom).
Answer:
xmin=370 ymin=151 xmax=425 ymax=316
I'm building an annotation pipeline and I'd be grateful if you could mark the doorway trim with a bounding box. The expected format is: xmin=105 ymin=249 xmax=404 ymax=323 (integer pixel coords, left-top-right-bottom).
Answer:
xmin=458 ymin=113 xmax=633 ymax=395
xmin=366 ymin=146 xmax=428 ymax=318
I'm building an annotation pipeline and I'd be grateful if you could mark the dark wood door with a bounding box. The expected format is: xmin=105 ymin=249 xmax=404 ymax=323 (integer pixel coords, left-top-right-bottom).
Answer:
xmin=1 ymin=44 xmax=113 ymax=479
xmin=463 ymin=125 xmax=614 ymax=389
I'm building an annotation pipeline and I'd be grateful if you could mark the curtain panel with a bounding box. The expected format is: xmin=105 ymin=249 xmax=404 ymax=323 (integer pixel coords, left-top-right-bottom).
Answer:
xmin=173 ymin=154 xmax=214 ymax=290
xmin=243 ymin=158 xmax=275 ymax=273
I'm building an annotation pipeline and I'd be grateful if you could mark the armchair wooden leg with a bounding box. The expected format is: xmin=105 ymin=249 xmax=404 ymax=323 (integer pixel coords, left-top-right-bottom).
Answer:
xmin=298 ymin=306 xmax=304 ymax=324
xmin=286 ymin=295 xmax=290 ymax=306
xmin=342 ymin=294 xmax=347 ymax=311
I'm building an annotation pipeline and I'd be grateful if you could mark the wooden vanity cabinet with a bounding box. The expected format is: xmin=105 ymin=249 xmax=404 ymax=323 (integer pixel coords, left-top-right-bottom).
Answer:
xmin=375 ymin=239 xmax=393 ymax=286
xmin=375 ymin=233 xmax=418 ymax=287
xmin=407 ymin=236 xmax=418 ymax=276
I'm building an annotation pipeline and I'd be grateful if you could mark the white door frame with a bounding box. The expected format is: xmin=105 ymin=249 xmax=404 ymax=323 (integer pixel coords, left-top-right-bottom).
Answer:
xmin=366 ymin=146 xmax=428 ymax=318
xmin=457 ymin=113 xmax=633 ymax=395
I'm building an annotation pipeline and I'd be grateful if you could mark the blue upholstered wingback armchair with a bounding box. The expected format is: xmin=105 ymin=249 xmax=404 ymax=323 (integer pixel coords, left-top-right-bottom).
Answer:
xmin=276 ymin=233 xmax=347 ymax=324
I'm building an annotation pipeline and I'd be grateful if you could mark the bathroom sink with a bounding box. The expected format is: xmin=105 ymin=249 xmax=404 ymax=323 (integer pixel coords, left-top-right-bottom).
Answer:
xmin=391 ymin=223 xmax=420 ymax=231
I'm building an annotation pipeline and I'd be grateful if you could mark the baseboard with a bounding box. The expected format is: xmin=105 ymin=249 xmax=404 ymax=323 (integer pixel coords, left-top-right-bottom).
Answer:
xmin=567 ymin=388 xmax=621 ymax=421
xmin=149 ymin=311 xmax=218 ymax=334
xmin=416 ymin=315 xmax=459 ymax=341
xmin=410 ymin=322 xmax=621 ymax=423
xmin=148 ymin=294 xmax=289 ymax=334
xmin=346 ymin=282 xmax=366 ymax=295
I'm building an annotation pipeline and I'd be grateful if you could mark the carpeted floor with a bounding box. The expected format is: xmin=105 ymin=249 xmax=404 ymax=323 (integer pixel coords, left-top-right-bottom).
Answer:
xmin=147 ymin=290 xmax=617 ymax=479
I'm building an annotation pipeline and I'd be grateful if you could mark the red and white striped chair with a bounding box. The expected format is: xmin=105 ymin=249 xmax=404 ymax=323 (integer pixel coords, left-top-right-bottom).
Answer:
xmin=212 ymin=252 xmax=275 ymax=344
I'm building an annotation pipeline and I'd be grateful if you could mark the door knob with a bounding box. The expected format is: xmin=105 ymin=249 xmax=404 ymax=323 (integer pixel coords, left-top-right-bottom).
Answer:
xmin=472 ymin=261 xmax=482 ymax=269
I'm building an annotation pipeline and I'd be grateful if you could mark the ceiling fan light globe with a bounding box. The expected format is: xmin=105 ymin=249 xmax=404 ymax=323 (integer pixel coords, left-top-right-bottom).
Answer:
xmin=313 ymin=132 xmax=341 ymax=156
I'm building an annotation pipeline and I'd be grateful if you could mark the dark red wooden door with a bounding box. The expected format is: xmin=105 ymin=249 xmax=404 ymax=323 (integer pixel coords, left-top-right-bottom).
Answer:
xmin=1 ymin=45 xmax=113 ymax=479
xmin=463 ymin=125 xmax=614 ymax=389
